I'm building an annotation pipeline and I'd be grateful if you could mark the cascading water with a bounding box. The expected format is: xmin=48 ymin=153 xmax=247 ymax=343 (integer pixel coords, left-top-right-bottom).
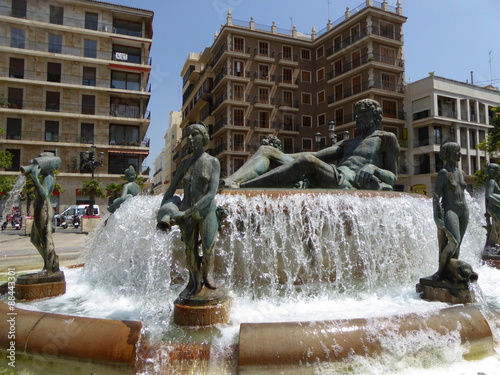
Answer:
xmin=0 ymin=175 xmax=26 ymax=227
xmin=11 ymin=191 xmax=500 ymax=374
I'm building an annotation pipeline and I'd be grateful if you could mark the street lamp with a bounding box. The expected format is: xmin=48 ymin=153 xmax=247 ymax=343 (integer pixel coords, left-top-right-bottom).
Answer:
xmin=343 ymin=130 xmax=349 ymax=140
xmin=81 ymin=144 xmax=104 ymax=215
xmin=315 ymin=131 xmax=322 ymax=150
xmin=328 ymin=120 xmax=336 ymax=144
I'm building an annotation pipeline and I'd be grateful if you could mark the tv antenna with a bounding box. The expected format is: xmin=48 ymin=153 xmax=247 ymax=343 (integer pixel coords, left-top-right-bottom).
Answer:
xmin=489 ymin=51 xmax=493 ymax=86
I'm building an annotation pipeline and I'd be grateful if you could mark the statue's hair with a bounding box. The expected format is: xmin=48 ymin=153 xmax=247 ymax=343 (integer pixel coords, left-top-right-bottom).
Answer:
xmin=439 ymin=142 xmax=460 ymax=162
xmin=487 ymin=163 xmax=500 ymax=176
xmin=188 ymin=123 xmax=210 ymax=146
xmin=354 ymin=99 xmax=382 ymax=126
xmin=124 ymin=165 xmax=136 ymax=179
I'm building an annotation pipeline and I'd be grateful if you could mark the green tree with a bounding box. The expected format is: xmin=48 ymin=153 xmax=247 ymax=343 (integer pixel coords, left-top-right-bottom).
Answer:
xmin=475 ymin=106 xmax=500 ymax=187
xmin=0 ymin=149 xmax=14 ymax=199
xmin=81 ymin=179 xmax=106 ymax=215
xmin=105 ymin=182 xmax=122 ymax=201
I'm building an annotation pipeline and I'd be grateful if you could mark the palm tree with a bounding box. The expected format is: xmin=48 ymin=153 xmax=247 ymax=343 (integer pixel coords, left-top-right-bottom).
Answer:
xmin=81 ymin=179 xmax=106 ymax=215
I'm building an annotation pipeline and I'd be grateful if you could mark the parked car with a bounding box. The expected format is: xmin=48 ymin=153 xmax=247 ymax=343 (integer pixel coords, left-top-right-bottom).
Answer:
xmin=54 ymin=205 xmax=100 ymax=226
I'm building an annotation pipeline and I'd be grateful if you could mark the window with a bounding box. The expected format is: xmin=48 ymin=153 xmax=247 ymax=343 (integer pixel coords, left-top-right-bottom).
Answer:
xmin=333 ymin=36 xmax=342 ymax=52
xmin=433 ymin=126 xmax=442 ymax=145
xmin=352 ymin=75 xmax=361 ymax=94
xmin=6 ymin=118 xmax=22 ymax=140
xmin=233 ymin=84 xmax=245 ymax=101
xmin=49 ymin=34 xmax=62 ymax=53
xmin=5 ymin=149 xmax=20 ymax=171
xmin=282 ymin=68 xmax=293 ymax=84
xmin=110 ymin=98 xmax=140 ymax=118
xmin=233 ymin=60 xmax=244 ymax=77
xmin=283 ymin=114 xmax=294 ymax=131
xmin=351 ymin=24 xmax=360 ymax=41
xmin=258 ymin=111 xmax=269 ymax=127
xmin=317 ymin=113 xmax=326 ymax=127
xmin=233 ymin=158 xmax=245 ymax=173
xmin=82 ymin=95 xmax=96 ymax=115
xmin=282 ymin=91 xmax=293 ymax=106
xmin=109 ymin=124 xmax=140 ymax=145
xmin=80 ymin=123 xmax=94 ymax=143
xmin=84 ymin=39 xmax=97 ymax=58
xmin=381 ymin=73 xmax=396 ymax=91
xmin=380 ymin=22 xmax=394 ymax=39
xmin=282 ymin=46 xmax=292 ymax=60
xmin=316 ymin=46 xmax=324 ymax=59
xmin=334 ymin=59 xmax=342 ymax=76
xmin=302 ymin=138 xmax=312 ymax=150
xmin=259 ymin=87 xmax=269 ymax=104
xmin=50 ymin=5 xmax=64 ymax=25
xmin=233 ymin=134 xmax=244 ymax=151
xmin=8 ymin=88 xmax=23 ymax=109
xmin=380 ymin=47 xmax=396 ymax=65
xmin=334 ymin=83 xmax=343 ymax=101
xmin=46 ymin=91 xmax=60 ymax=112
xmin=302 ymin=115 xmax=312 ymax=127
xmin=112 ymin=44 xmax=141 ymax=64
xmin=113 ymin=19 xmax=141 ymax=37
xmin=11 ymin=28 xmax=25 ymax=48
xmin=9 ymin=58 xmax=24 ymax=78
xmin=302 ymin=93 xmax=311 ymax=105
xmin=335 ymin=108 xmax=344 ymax=125
xmin=317 ymin=67 xmax=325 ymax=81
xmin=470 ymin=130 xmax=476 ymax=148
xmin=233 ymin=37 xmax=244 ymax=52
xmin=83 ymin=67 xmax=96 ymax=86
xmin=352 ymin=50 xmax=361 ymax=68
xmin=109 ymin=154 xmax=139 ymax=174
xmin=283 ymin=137 xmax=294 ymax=153
xmin=47 ymin=62 xmax=61 ymax=82
xmin=233 ymin=108 xmax=244 ymax=126
xmin=258 ymin=64 xmax=269 ymax=80
xmin=45 ymin=121 xmax=59 ymax=142
xmin=258 ymin=41 xmax=269 ymax=56
xmin=12 ymin=0 xmax=27 ymax=18
xmin=301 ymin=70 xmax=311 ymax=83
xmin=382 ymin=99 xmax=397 ymax=119
xmin=85 ymin=12 xmax=98 ymax=30
xmin=111 ymin=71 xmax=141 ymax=90
xmin=301 ymin=49 xmax=311 ymax=60
xmin=317 ymin=91 xmax=326 ymax=104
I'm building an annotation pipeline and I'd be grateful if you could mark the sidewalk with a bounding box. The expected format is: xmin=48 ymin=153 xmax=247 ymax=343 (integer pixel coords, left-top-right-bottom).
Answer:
xmin=0 ymin=227 xmax=87 ymax=272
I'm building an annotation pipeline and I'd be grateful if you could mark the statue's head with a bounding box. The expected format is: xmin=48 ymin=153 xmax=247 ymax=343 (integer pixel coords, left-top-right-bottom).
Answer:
xmin=439 ymin=142 xmax=461 ymax=162
xmin=487 ymin=163 xmax=500 ymax=178
xmin=187 ymin=123 xmax=210 ymax=147
xmin=124 ymin=165 xmax=136 ymax=181
xmin=354 ymin=99 xmax=382 ymax=132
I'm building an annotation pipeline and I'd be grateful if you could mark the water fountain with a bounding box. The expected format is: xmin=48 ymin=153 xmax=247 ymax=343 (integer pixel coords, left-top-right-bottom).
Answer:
xmin=1 ymin=189 xmax=499 ymax=374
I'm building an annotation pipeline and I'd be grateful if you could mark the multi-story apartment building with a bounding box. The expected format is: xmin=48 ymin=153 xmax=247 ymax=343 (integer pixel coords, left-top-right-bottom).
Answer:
xmin=0 ymin=0 xmax=153 ymax=212
xmin=176 ymin=0 xmax=407 ymax=188
xmin=405 ymin=75 xmax=500 ymax=195
xmin=153 ymin=110 xmax=181 ymax=195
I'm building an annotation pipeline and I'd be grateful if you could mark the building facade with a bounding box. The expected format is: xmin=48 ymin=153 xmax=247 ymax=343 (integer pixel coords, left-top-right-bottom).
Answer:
xmin=153 ymin=110 xmax=181 ymax=195
xmin=405 ymin=75 xmax=500 ymax=195
xmin=0 ymin=0 xmax=153 ymax=213
xmin=176 ymin=0 xmax=407 ymax=188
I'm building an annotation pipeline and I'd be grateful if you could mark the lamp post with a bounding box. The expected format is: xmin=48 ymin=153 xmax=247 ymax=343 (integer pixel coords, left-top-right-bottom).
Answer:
xmin=315 ymin=132 xmax=322 ymax=150
xmin=328 ymin=120 xmax=336 ymax=144
xmin=81 ymin=144 xmax=104 ymax=216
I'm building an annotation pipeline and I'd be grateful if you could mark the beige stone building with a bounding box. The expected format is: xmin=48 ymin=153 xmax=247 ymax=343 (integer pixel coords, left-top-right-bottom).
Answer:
xmin=177 ymin=0 xmax=407 ymax=189
xmin=405 ymin=75 xmax=500 ymax=195
xmin=0 ymin=0 xmax=153 ymax=213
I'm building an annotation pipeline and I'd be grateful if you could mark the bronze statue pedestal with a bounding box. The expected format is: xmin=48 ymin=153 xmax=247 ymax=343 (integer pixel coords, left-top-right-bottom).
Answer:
xmin=481 ymin=247 xmax=500 ymax=269
xmin=416 ymin=277 xmax=477 ymax=304
xmin=15 ymin=271 xmax=65 ymax=301
xmin=173 ymin=287 xmax=231 ymax=327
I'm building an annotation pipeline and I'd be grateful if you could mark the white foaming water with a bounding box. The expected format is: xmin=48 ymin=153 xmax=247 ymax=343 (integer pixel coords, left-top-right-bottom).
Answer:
xmin=9 ymin=191 xmax=500 ymax=374
xmin=0 ymin=174 xmax=26 ymax=225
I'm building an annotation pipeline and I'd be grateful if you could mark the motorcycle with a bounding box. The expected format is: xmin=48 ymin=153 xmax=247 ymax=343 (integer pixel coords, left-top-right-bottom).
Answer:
xmin=1 ymin=221 xmax=7 ymax=230
xmin=60 ymin=214 xmax=68 ymax=229
xmin=73 ymin=213 xmax=80 ymax=229
xmin=12 ymin=215 xmax=21 ymax=230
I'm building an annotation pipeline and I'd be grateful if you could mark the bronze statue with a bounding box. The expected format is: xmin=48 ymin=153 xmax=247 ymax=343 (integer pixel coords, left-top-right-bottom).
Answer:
xmin=157 ymin=123 xmax=220 ymax=298
xmin=223 ymin=99 xmax=399 ymax=190
xmin=108 ymin=165 xmax=140 ymax=213
xmin=432 ymin=142 xmax=477 ymax=283
xmin=21 ymin=152 xmax=61 ymax=274
xmin=484 ymin=163 xmax=500 ymax=251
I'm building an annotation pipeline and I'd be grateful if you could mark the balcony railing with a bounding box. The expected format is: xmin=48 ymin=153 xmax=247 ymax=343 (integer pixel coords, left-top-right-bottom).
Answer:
xmin=0 ymin=5 xmax=152 ymax=39
xmin=0 ymin=99 xmax=151 ymax=119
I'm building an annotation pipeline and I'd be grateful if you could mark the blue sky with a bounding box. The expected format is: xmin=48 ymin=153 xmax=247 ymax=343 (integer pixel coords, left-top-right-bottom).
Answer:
xmin=107 ymin=0 xmax=500 ymax=167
